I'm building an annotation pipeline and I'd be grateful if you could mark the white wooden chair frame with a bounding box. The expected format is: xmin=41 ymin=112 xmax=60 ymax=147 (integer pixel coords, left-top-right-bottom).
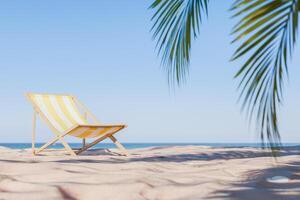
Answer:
xmin=27 ymin=93 xmax=129 ymax=156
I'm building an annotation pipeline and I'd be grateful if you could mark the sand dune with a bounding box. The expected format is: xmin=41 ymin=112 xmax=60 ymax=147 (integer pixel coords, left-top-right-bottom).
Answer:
xmin=0 ymin=146 xmax=299 ymax=200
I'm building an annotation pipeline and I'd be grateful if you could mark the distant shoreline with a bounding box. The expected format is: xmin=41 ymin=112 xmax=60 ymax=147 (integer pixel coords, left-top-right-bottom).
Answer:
xmin=1 ymin=143 xmax=299 ymax=149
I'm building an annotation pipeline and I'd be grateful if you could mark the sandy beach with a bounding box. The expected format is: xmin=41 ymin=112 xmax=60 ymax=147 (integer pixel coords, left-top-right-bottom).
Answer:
xmin=0 ymin=146 xmax=299 ymax=200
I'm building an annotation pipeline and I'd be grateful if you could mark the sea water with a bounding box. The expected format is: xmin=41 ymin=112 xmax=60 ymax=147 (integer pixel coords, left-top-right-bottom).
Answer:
xmin=0 ymin=143 xmax=299 ymax=149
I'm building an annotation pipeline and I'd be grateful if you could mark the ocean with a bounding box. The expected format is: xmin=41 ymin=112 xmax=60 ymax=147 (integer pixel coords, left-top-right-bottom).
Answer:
xmin=0 ymin=143 xmax=299 ymax=149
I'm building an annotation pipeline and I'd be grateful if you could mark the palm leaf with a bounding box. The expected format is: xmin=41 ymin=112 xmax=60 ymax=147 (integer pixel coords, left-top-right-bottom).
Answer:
xmin=150 ymin=0 xmax=209 ymax=85
xmin=231 ymin=0 xmax=299 ymax=149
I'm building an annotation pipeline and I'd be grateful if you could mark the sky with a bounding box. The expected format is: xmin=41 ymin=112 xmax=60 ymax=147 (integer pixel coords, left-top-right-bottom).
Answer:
xmin=0 ymin=0 xmax=299 ymax=143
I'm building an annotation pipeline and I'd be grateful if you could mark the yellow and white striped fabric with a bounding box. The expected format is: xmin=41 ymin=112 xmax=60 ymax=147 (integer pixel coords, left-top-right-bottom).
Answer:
xmin=28 ymin=94 xmax=124 ymax=138
xmin=68 ymin=125 xmax=123 ymax=139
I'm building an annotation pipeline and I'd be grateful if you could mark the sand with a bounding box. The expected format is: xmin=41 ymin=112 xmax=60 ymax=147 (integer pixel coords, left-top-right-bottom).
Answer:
xmin=0 ymin=145 xmax=299 ymax=200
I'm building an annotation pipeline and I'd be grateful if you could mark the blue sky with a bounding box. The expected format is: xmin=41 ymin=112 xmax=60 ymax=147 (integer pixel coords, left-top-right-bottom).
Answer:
xmin=0 ymin=0 xmax=299 ymax=143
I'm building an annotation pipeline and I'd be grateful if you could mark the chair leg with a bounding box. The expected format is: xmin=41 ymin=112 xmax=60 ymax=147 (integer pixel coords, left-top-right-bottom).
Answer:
xmin=35 ymin=136 xmax=60 ymax=154
xmin=35 ymin=132 xmax=77 ymax=156
xmin=109 ymin=135 xmax=129 ymax=156
xmin=76 ymin=133 xmax=112 ymax=155
xmin=76 ymin=127 xmax=124 ymax=155
xmin=32 ymin=111 xmax=37 ymax=155
xmin=59 ymin=138 xmax=77 ymax=156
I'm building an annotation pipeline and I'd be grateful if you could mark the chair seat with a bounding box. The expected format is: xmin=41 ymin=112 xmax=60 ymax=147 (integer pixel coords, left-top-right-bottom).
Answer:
xmin=68 ymin=124 xmax=126 ymax=139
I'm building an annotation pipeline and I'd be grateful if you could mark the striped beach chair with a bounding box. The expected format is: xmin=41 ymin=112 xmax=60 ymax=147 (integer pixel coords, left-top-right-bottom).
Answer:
xmin=26 ymin=93 xmax=128 ymax=156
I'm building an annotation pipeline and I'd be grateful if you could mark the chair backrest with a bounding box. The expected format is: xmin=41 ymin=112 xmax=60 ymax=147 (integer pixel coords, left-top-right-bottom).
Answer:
xmin=27 ymin=93 xmax=88 ymax=133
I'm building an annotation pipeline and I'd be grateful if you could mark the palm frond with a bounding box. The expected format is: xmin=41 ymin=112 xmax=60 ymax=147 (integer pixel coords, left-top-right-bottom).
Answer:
xmin=231 ymin=0 xmax=299 ymax=148
xmin=150 ymin=0 xmax=209 ymax=85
